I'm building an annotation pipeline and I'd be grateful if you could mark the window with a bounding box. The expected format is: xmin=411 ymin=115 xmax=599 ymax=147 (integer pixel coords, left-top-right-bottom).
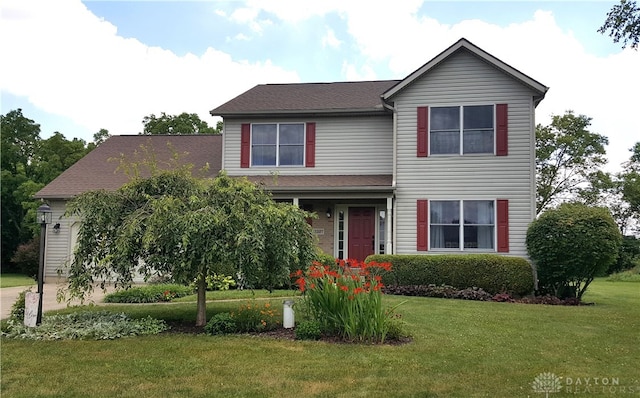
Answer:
xmin=430 ymin=200 xmax=495 ymax=250
xmin=430 ymin=105 xmax=494 ymax=155
xmin=252 ymin=123 xmax=304 ymax=166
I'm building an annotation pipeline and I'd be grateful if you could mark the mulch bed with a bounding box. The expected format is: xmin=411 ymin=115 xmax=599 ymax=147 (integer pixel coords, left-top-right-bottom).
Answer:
xmin=161 ymin=320 xmax=411 ymax=345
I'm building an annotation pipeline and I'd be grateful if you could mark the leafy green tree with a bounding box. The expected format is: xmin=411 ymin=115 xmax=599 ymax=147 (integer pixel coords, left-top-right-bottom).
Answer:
xmin=30 ymin=132 xmax=90 ymax=184
xmin=536 ymin=111 xmax=609 ymax=214
xmin=599 ymin=0 xmax=640 ymax=49
xmin=141 ymin=112 xmax=220 ymax=135
xmin=87 ymin=128 xmax=110 ymax=151
xmin=0 ymin=109 xmax=40 ymax=174
xmin=526 ymin=203 xmax=622 ymax=299
xmin=66 ymin=169 xmax=315 ymax=326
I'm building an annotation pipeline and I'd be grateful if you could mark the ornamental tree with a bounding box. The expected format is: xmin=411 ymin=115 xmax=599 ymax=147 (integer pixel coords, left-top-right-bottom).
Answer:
xmin=66 ymin=169 xmax=316 ymax=326
xmin=526 ymin=203 xmax=622 ymax=299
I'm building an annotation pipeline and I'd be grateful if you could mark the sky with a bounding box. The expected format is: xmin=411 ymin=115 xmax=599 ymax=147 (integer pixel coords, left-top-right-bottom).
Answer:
xmin=1 ymin=0 xmax=638 ymax=172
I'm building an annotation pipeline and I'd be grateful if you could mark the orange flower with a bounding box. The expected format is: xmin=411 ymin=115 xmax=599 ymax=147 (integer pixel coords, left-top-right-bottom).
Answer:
xmin=354 ymin=287 xmax=364 ymax=295
xmin=295 ymin=277 xmax=306 ymax=292
xmin=339 ymin=284 xmax=349 ymax=292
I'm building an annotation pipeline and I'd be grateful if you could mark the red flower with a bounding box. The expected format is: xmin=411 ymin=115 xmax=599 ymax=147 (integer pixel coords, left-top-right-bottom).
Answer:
xmin=339 ymin=284 xmax=349 ymax=292
xmin=295 ymin=277 xmax=306 ymax=292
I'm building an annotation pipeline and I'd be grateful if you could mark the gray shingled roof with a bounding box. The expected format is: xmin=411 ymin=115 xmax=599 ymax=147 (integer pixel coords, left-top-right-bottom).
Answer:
xmin=210 ymin=80 xmax=400 ymax=117
xmin=34 ymin=135 xmax=223 ymax=199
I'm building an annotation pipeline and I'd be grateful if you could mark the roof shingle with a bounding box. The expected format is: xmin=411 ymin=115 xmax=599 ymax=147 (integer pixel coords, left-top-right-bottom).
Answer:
xmin=34 ymin=135 xmax=223 ymax=199
xmin=210 ymin=80 xmax=400 ymax=117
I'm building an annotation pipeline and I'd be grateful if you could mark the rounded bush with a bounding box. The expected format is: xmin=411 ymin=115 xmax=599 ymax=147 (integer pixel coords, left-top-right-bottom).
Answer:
xmin=204 ymin=313 xmax=237 ymax=335
xmin=527 ymin=203 xmax=621 ymax=299
xmin=295 ymin=320 xmax=322 ymax=340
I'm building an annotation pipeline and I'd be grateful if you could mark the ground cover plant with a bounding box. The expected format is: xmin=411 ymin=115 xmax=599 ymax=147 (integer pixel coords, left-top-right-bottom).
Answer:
xmin=1 ymin=279 xmax=637 ymax=397
xmin=1 ymin=311 xmax=166 ymax=340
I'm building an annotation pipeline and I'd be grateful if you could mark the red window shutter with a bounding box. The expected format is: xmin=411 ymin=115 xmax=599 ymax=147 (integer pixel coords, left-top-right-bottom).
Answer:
xmin=496 ymin=104 xmax=508 ymax=156
xmin=240 ymin=124 xmax=250 ymax=168
xmin=417 ymin=106 xmax=428 ymax=157
xmin=417 ymin=200 xmax=429 ymax=251
xmin=497 ymin=199 xmax=509 ymax=252
xmin=305 ymin=122 xmax=316 ymax=167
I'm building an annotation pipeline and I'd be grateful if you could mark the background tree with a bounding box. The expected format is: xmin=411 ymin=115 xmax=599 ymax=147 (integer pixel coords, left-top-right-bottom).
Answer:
xmin=141 ymin=112 xmax=221 ymax=135
xmin=527 ymin=203 xmax=622 ymax=299
xmin=536 ymin=111 xmax=609 ymax=214
xmin=599 ymin=0 xmax=640 ymax=49
xmin=87 ymin=128 xmax=110 ymax=151
xmin=66 ymin=168 xmax=316 ymax=326
xmin=0 ymin=109 xmax=100 ymax=269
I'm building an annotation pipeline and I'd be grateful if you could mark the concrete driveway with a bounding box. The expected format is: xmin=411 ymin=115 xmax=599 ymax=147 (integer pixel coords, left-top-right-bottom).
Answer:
xmin=1 ymin=283 xmax=111 ymax=320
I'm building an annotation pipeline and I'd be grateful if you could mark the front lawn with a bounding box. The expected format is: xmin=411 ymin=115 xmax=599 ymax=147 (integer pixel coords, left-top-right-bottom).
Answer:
xmin=0 ymin=273 xmax=36 ymax=288
xmin=1 ymin=279 xmax=638 ymax=397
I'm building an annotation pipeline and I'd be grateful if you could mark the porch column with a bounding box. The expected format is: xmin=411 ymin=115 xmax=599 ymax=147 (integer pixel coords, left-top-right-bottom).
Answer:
xmin=386 ymin=196 xmax=393 ymax=254
xmin=292 ymin=197 xmax=299 ymax=207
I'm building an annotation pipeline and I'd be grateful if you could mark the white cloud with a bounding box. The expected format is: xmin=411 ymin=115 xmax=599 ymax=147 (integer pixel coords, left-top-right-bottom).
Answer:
xmin=1 ymin=0 xmax=637 ymax=173
xmin=0 ymin=0 xmax=299 ymax=138
xmin=322 ymin=27 xmax=341 ymax=49
xmin=341 ymin=61 xmax=377 ymax=81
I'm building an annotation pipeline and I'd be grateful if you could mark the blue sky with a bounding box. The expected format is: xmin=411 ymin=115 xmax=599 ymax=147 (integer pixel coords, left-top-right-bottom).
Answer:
xmin=1 ymin=1 xmax=638 ymax=171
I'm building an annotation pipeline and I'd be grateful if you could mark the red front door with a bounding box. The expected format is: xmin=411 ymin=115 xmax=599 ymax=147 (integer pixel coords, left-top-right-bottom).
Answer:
xmin=348 ymin=207 xmax=376 ymax=262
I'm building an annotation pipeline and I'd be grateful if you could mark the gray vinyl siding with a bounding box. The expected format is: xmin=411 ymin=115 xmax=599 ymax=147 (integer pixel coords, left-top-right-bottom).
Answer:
xmin=223 ymin=115 xmax=393 ymax=175
xmin=43 ymin=200 xmax=77 ymax=282
xmin=392 ymin=50 xmax=537 ymax=257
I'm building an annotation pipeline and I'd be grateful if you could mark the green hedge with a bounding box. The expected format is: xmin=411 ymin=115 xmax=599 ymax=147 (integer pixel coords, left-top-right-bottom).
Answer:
xmin=365 ymin=254 xmax=534 ymax=296
xmin=104 ymin=284 xmax=194 ymax=303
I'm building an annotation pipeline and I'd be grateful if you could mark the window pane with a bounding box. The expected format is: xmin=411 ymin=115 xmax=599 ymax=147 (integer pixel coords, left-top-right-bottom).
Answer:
xmin=252 ymin=146 xmax=276 ymax=166
xmin=463 ymin=201 xmax=494 ymax=224
xmin=464 ymin=105 xmax=493 ymax=129
xmin=279 ymin=145 xmax=304 ymax=165
xmin=430 ymin=201 xmax=460 ymax=224
xmin=431 ymin=107 xmax=460 ymax=130
xmin=463 ymin=130 xmax=493 ymax=154
xmin=431 ymin=225 xmax=460 ymax=248
xmin=431 ymin=131 xmax=460 ymax=154
xmin=280 ymin=124 xmax=304 ymax=144
xmin=252 ymin=124 xmax=277 ymax=144
xmin=464 ymin=226 xmax=494 ymax=249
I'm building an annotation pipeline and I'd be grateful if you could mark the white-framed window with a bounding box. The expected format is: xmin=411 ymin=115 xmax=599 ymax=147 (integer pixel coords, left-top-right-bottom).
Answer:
xmin=430 ymin=105 xmax=494 ymax=155
xmin=430 ymin=200 xmax=495 ymax=250
xmin=252 ymin=123 xmax=305 ymax=166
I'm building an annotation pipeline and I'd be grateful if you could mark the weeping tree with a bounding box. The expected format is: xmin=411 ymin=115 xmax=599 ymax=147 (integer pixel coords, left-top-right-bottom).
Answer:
xmin=66 ymin=169 xmax=316 ymax=326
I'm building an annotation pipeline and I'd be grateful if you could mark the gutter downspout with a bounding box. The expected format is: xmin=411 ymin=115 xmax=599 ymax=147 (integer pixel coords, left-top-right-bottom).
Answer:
xmin=382 ymin=100 xmax=397 ymax=254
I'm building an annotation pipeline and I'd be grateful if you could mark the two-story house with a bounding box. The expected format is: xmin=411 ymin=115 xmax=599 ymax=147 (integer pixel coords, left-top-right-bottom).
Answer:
xmin=35 ymin=38 xmax=547 ymax=280
xmin=209 ymin=38 xmax=547 ymax=262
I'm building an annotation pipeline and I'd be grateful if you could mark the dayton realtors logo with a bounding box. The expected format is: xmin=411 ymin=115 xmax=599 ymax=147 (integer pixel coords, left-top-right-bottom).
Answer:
xmin=532 ymin=373 xmax=638 ymax=396
xmin=532 ymin=372 xmax=562 ymax=398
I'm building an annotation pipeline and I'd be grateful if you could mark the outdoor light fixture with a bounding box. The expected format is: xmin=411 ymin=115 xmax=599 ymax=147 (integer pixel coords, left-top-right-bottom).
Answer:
xmin=326 ymin=208 xmax=332 ymax=218
xmin=36 ymin=203 xmax=52 ymax=325
xmin=53 ymin=223 xmax=61 ymax=233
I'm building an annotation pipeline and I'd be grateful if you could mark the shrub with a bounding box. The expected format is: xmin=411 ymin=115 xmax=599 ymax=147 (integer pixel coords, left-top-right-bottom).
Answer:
xmin=366 ymin=254 xmax=533 ymax=296
xmin=294 ymin=259 xmax=404 ymax=343
xmin=609 ymin=236 xmax=640 ymax=274
xmin=104 ymin=284 xmax=194 ymax=303
xmin=8 ymin=288 xmax=32 ymax=322
xmin=204 ymin=313 xmax=237 ymax=335
xmin=1 ymin=311 xmax=166 ymax=340
xmin=231 ymin=300 xmax=279 ymax=333
xmin=382 ymin=284 xmax=493 ymax=301
xmin=527 ymin=203 xmax=622 ymax=299
xmin=295 ymin=320 xmax=322 ymax=340
xmin=10 ymin=238 xmax=39 ymax=278
xmin=189 ymin=274 xmax=236 ymax=291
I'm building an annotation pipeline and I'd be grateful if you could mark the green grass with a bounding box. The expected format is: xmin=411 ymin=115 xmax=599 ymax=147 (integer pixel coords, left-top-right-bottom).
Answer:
xmin=606 ymin=265 xmax=640 ymax=282
xmin=2 ymin=279 xmax=639 ymax=397
xmin=0 ymin=273 xmax=36 ymax=288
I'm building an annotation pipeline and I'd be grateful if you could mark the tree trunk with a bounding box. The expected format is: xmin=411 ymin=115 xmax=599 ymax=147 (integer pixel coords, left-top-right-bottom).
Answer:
xmin=195 ymin=272 xmax=207 ymax=326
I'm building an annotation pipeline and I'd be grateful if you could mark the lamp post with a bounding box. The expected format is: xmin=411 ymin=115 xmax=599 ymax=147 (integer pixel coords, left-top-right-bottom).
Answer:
xmin=36 ymin=203 xmax=52 ymax=325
